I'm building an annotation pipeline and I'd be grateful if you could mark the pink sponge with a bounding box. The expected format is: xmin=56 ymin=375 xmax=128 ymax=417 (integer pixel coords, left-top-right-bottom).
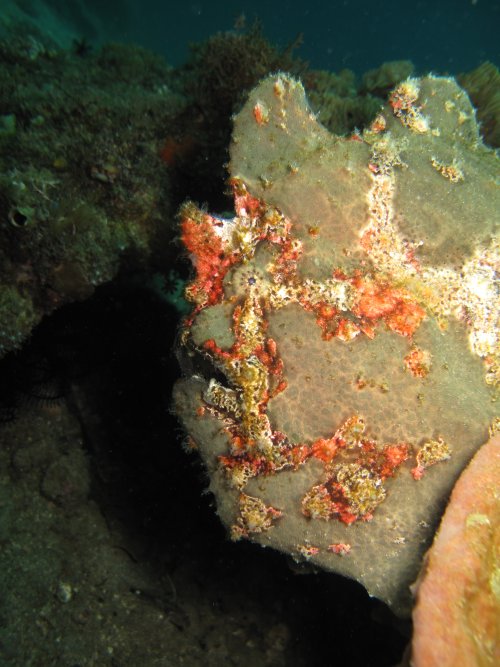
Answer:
xmin=412 ymin=433 xmax=500 ymax=666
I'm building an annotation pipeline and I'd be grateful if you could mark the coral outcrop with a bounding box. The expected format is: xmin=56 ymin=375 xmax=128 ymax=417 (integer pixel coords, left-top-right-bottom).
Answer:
xmin=173 ymin=73 xmax=499 ymax=614
xmin=0 ymin=34 xmax=182 ymax=357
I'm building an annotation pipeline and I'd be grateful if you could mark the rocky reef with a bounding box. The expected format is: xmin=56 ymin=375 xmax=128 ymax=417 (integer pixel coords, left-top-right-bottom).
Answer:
xmin=0 ymin=35 xmax=184 ymax=357
xmin=174 ymin=73 xmax=499 ymax=614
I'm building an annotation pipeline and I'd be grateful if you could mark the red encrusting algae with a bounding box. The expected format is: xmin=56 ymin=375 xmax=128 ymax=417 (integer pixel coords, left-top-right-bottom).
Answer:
xmin=180 ymin=208 xmax=237 ymax=309
xmin=352 ymin=275 xmax=426 ymax=338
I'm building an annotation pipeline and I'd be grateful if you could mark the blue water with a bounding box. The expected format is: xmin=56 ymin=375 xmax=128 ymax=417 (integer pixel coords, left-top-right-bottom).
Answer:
xmin=2 ymin=0 xmax=498 ymax=74
xmin=126 ymin=0 xmax=499 ymax=74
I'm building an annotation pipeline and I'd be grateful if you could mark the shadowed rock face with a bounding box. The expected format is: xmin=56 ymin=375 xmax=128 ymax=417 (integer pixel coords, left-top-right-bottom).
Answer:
xmin=173 ymin=73 xmax=499 ymax=615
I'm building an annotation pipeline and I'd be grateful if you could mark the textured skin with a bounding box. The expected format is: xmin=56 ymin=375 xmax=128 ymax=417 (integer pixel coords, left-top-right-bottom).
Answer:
xmin=411 ymin=434 xmax=500 ymax=666
xmin=174 ymin=74 xmax=499 ymax=615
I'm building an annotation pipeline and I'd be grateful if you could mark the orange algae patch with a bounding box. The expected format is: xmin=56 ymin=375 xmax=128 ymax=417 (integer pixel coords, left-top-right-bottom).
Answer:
xmin=219 ymin=451 xmax=271 ymax=486
xmin=302 ymin=417 xmax=410 ymax=525
xmin=304 ymin=301 xmax=339 ymax=340
xmin=302 ymin=273 xmax=427 ymax=342
xmin=378 ymin=444 xmax=410 ymax=477
xmin=230 ymin=177 xmax=265 ymax=219
xmin=252 ymin=101 xmax=269 ymax=125
xmin=311 ymin=436 xmax=339 ymax=463
xmin=180 ymin=180 xmax=275 ymax=311
xmin=180 ymin=206 xmax=237 ymax=308
xmin=271 ymin=237 xmax=303 ymax=282
xmin=328 ymin=543 xmax=352 ymax=556
xmin=353 ymin=276 xmax=426 ymax=337
xmin=299 ymin=300 xmax=361 ymax=343
xmin=404 ymin=347 xmax=432 ymax=377
xmin=254 ymin=339 xmax=284 ymax=381
xmin=335 ymin=318 xmax=361 ymax=342
xmin=412 ymin=434 xmax=500 ymax=667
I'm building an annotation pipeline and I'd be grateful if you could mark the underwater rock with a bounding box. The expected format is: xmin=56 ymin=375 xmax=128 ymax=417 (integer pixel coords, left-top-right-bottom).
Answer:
xmin=361 ymin=60 xmax=415 ymax=97
xmin=459 ymin=61 xmax=500 ymax=149
xmin=0 ymin=35 xmax=182 ymax=358
xmin=303 ymin=67 xmax=382 ymax=136
xmin=173 ymin=73 xmax=499 ymax=614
